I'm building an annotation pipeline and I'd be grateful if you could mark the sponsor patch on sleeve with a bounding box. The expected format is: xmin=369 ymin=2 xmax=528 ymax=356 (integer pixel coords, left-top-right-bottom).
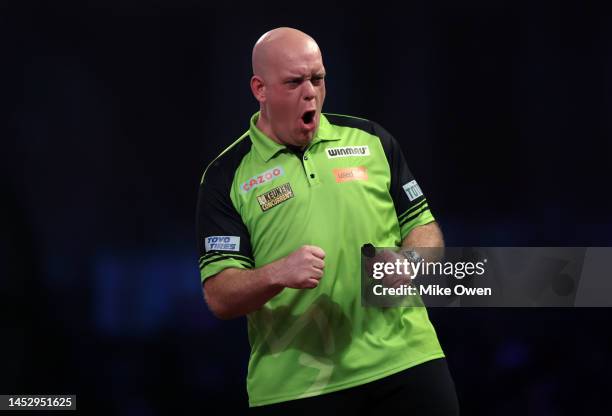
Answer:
xmin=326 ymin=146 xmax=370 ymax=158
xmin=205 ymin=236 xmax=240 ymax=252
xmin=402 ymin=180 xmax=424 ymax=201
xmin=256 ymin=183 xmax=294 ymax=211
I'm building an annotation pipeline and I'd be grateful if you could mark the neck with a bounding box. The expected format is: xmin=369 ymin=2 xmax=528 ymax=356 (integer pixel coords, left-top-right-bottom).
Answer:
xmin=256 ymin=109 xmax=283 ymax=145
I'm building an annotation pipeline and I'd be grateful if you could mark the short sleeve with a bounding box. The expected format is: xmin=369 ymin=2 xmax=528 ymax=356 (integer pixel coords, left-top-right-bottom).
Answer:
xmin=373 ymin=122 xmax=436 ymax=239
xmin=196 ymin=160 xmax=254 ymax=283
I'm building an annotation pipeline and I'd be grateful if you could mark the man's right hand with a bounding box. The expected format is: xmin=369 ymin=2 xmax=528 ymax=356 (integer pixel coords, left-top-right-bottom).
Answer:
xmin=277 ymin=245 xmax=326 ymax=289
xmin=203 ymin=245 xmax=326 ymax=319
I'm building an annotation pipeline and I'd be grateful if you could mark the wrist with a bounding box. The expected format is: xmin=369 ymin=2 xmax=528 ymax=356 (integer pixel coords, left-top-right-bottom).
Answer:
xmin=400 ymin=248 xmax=423 ymax=264
xmin=263 ymin=258 xmax=286 ymax=289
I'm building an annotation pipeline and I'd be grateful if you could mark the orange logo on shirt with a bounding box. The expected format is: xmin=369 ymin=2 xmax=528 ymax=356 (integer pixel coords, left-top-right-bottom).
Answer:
xmin=333 ymin=166 xmax=368 ymax=183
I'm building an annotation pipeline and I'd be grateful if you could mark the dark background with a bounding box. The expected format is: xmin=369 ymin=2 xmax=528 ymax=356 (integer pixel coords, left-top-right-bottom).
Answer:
xmin=2 ymin=1 xmax=611 ymax=415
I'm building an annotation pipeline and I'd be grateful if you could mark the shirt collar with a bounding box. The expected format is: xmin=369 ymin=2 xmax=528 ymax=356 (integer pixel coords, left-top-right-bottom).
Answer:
xmin=249 ymin=112 xmax=341 ymax=162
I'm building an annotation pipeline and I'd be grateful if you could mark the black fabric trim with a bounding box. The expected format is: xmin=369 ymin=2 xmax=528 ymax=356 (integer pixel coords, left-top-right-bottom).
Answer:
xmin=201 ymin=254 xmax=254 ymax=269
xmin=323 ymin=113 xmax=376 ymax=135
xmin=398 ymin=199 xmax=428 ymax=221
xmin=399 ymin=205 xmax=431 ymax=227
xmin=196 ymin=135 xmax=255 ymax=265
xmin=202 ymin=137 xmax=253 ymax=185
xmin=200 ymin=251 xmax=254 ymax=265
xmin=372 ymin=122 xmax=399 ymax=175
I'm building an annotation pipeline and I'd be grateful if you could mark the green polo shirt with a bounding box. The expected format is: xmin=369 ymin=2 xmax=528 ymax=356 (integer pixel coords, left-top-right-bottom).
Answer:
xmin=196 ymin=112 xmax=444 ymax=407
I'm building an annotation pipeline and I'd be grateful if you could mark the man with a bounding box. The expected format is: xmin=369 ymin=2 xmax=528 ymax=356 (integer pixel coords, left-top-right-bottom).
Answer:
xmin=196 ymin=27 xmax=459 ymax=414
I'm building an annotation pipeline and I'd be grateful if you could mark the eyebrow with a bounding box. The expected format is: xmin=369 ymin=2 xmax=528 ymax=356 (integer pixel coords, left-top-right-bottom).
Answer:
xmin=283 ymin=72 xmax=326 ymax=82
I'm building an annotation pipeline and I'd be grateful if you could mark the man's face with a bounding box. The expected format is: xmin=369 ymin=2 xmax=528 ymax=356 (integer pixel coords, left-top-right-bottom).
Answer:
xmin=263 ymin=45 xmax=326 ymax=148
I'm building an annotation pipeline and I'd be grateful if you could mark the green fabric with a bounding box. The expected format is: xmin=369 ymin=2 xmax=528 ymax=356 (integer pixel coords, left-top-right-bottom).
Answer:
xmin=208 ymin=112 xmax=443 ymax=406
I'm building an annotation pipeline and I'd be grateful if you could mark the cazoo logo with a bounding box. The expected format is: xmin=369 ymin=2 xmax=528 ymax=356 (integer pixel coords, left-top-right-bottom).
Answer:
xmin=241 ymin=166 xmax=284 ymax=192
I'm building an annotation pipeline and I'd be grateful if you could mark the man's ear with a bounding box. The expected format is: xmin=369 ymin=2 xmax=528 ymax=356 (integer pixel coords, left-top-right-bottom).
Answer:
xmin=250 ymin=75 xmax=265 ymax=103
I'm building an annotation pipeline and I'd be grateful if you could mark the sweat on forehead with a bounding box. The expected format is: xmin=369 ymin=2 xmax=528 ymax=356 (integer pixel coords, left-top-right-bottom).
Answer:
xmin=252 ymin=27 xmax=321 ymax=77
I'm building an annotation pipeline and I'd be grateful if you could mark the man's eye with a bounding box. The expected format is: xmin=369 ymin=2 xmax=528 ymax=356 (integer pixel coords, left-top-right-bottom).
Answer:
xmin=312 ymin=77 xmax=324 ymax=85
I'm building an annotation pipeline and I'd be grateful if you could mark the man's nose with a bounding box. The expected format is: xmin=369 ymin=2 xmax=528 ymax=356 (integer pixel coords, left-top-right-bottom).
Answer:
xmin=302 ymin=80 xmax=316 ymax=100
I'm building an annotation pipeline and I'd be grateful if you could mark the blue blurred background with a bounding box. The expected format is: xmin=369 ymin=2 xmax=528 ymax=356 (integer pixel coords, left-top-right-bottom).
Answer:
xmin=2 ymin=1 xmax=611 ymax=414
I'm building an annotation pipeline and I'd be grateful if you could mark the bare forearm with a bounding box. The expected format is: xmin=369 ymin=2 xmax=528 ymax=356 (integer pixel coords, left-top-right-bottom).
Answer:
xmin=203 ymin=261 xmax=284 ymax=320
xmin=203 ymin=245 xmax=326 ymax=320
xmin=402 ymin=221 xmax=445 ymax=261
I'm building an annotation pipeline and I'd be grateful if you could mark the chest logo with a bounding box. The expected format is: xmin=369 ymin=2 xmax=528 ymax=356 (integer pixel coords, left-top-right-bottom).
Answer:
xmin=241 ymin=166 xmax=284 ymax=193
xmin=333 ymin=166 xmax=368 ymax=183
xmin=326 ymin=145 xmax=370 ymax=158
xmin=257 ymin=183 xmax=294 ymax=211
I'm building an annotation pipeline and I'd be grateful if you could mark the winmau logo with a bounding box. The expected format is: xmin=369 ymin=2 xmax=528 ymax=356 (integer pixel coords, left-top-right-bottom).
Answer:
xmin=326 ymin=146 xmax=370 ymax=158
xmin=205 ymin=236 xmax=240 ymax=252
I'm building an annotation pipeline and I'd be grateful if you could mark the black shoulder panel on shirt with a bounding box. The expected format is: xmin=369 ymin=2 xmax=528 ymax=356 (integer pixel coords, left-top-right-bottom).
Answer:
xmin=323 ymin=114 xmax=376 ymax=136
xmin=371 ymin=121 xmax=397 ymax=166
xmin=203 ymin=136 xmax=253 ymax=188
xmin=196 ymin=136 xmax=254 ymax=267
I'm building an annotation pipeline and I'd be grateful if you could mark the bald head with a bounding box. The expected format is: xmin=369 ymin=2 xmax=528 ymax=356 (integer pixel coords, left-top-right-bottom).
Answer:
xmin=250 ymin=27 xmax=327 ymax=148
xmin=252 ymin=27 xmax=321 ymax=80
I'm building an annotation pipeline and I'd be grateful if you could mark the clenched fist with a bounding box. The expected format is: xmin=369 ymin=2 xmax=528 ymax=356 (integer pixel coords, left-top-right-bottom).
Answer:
xmin=278 ymin=245 xmax=326 ymax=289
xmin=364 ymin=249 xmax=413 ymax=289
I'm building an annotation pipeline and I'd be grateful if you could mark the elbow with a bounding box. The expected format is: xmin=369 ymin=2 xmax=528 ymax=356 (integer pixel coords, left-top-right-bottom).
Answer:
xmin=431 ymin=221 xmax=445 ymax=248
xmin=210 ymin=306 xmax=235 ymax=321
xmin=210 ymin=300 xmax=241 ymax=320
xmin=427 ymin=221 xmax=445 ymax=249
xmin=202 ymin=282 xmax=240 ymax=320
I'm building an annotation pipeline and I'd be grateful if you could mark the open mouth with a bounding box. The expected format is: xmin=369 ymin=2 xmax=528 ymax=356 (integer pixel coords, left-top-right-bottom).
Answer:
xmin=301 ymin=110 xmax=316 ymax=126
